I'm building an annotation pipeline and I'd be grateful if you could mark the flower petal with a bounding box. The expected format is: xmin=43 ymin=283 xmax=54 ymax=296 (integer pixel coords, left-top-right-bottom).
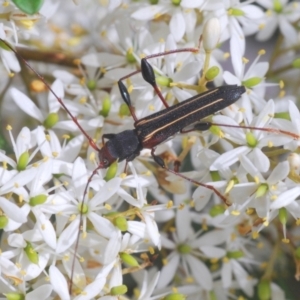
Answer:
xmin=170 ymin=10 xmax=185 ymax=42
xmin=11 ymin=88 xmax=44 ymax=122
xmin=270 ymin=187 xmax=300 ymax=210
xmin=49 ymin=265 xmax=70 ymax=300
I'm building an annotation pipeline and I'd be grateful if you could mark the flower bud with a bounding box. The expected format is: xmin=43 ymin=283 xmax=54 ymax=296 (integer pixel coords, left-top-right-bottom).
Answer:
xmin=43 ymin=112 xmax=59 ymax=129
xmin=29 ymin=194 xmax=47 ymax=206
xmin=126 ymin=49 xmax=136 ymax=64
xmin=120 ymin=252 xmax=139 ymax=267
xmin=242 ymin=77 xmax=262 ymax=88
xmin=24 ymin=242 xmax=39 ymax=264
xmin=177 ymin=244 xmax=191 ymax=254
xmin=227 ymin=250 xmax=244 ymax=259
xmin=100 ymin=95 xmax=111 ymax=117
xmin=205 ymin=66 xmax=220 ymax=81
xmin=246 ymin=132 xmax=257 ymax=147
xmin=203 ymin=18 xmax=221 ymax=52
xmin=156 ymin=76 xmax=172 ymax=87
xmin=163 ymin=294 xmax=186 ymax=300
xmin=273 ymin=0 xmax=283 ymax=13
xmin=295 ymin=246 xmax=300 ymax=259
xmin=4 ymin=293 xmax=24 ymax=300
xmin=78 ymin=202 xmax=88 ymax=214
xmin=279 ymin=207 xmax=288 ymax=225
xmin=87 ymin=79 xmax=96 ymax=91
xmin=104 ymin=161 xmax=118 ymax=181
xmin=292 ymin=58 xmax=300 ymax=68
xmin=119 ymin=103 xmax=131 ymax=117
xmin=17 ymin=151 xmax=29 ymax=171
xmin=111 ymin=285 xmax=128 ymax=295
xmin=209 ymin=205 xmax=225 ymax=217
xmin=288 ymin=153 xmax=300 ymax=175
xmin=256 ymin=183 xmax=268 ymax=198
xmin=114 ymin=216 xmax=128 ymax=231
xmin=210 ymin=170 xmax=221 ymax=181
xmin=274 ymin=112 xmax=290 ymax=120
xmin=0 ymin=215 xmax=8 ymax=229
xmin=229 ymin=8 xmax=245 ymax=16
xmin=258 ymin=279 xmax=271 ymax=300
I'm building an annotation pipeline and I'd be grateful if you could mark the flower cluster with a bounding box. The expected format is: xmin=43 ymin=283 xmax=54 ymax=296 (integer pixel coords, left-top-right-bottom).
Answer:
xmin=0 ymin=0 xmax=300 ymax=299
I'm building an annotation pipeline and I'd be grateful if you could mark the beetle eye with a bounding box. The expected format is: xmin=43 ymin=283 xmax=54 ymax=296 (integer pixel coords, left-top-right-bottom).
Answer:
xmin=103 ymin=159 xmax=109 ymax=167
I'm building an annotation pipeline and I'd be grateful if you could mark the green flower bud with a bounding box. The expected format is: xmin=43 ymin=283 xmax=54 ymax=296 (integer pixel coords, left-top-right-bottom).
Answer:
xmin=78 ymin=202 xmax=88 ymax=214
xmin=256 ymin=183 xmax=268 ymax=198
xmin=292 ymin=58 xmax=300 ymax=68
xmin=149 ymin=0 xmax=158 ymax=4
xmin=279 ymin=207 xmax=288 ymax=225
xmin=295 ymin=247 xmax=300 ymax=259
xmin=87 ymin=79 xmax=96 ymax=91
xmin=205 ymin=66 xmax=220 ymax=81
xmin=156 ymin=76 xmax=172 ymax=87
xmin=227 ymin=250 xmax=244 ymax=259
xmin=210 ymin=170 xmax=221 ymax=182
xmin=171 ymin=0 xmax=181 ymax=6
xmin=43 ymin=112 xmax=59 ymax=129
xmin=177 ymin=244 xmax=191 ymax=254
xmin=163 ymin=293 xmax=186 ymax=300
xmin=4 ymin=293 xmax=25 ymax=300
xmin=24 ymin=242 xmax=39 ymax=264
xmin=120 ymin=252 xmax=139 ymax=267
xmin=242 ymin=77 xmax=262 ymax=88
xmin=119 ymin=103 xmax=131 ymax=117
xmin=209 ymin=125 xmax=222 ymax=136
xmin=274 ymin=112 xmax=290 ymax=120
xmin=258 ymin=279 xmax=271 ymax=300
xmin=246 ymin=132 xmax=257 ymax=147
xmin=209 ymin=290 xmax=217 ymax=300
xmin=104 ymin=161 xmax=118 ymax=181
xmin=29 ymin=194 xmax=47 ymax=207
xmin=17 ymin=151 xmax=29 ymax=171
xmin=111 ymin=285 xmax=128 ymax=295
xmin=273 ymin=0 xmax=283 ymax=13
xmin=104 ymin=211 xmax=118 ymax=217
xmin=0 ymin=215 xmax=8 ymax=229
xmin=100 ymin=96 xmax=111 ymax=117
xmin=230 ymin=8 xmax=245 ymax=16
xmin=209 ymin=205 xmax=225 ymax=217
xmin=114 ymin=216 xmax=128 ymax=231
xmin=126 ymin=51 xmax=136 ymax=64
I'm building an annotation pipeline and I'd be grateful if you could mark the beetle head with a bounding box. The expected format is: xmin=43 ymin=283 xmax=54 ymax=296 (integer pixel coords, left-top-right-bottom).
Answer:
xmin=98 ymin=144 xmax=117 ymax=168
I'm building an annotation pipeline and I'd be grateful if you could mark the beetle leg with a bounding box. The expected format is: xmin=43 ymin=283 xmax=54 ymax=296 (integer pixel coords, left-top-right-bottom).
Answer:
xmin=180 ymin=122 xmax=212 ymax=134
xmin=151 ymin=148 xmax=230 ymax=206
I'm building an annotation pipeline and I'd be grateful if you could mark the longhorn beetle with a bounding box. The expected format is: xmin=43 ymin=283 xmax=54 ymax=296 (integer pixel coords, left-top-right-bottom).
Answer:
xmin=2 ymin=39 xmax=296 ymax=295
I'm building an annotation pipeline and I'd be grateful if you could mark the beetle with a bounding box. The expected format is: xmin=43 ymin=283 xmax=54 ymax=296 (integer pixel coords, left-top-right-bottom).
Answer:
xmin=3 ymin=39 xmax=300 ymax=298
xmin=2 ymin=39 xmax=247 ymax=293
xmin=3 ymin=38 xmax=246 ymax=202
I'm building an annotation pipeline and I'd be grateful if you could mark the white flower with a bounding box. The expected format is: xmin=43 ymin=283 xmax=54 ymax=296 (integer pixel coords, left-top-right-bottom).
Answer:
xmin=215 ymin=0 xmax=264 ymax=58
xmin=157 ymin=206 xmax=213 ymax=290
xmin=256 ymin=0 xmax=300 ymax=45
xmin=210 ymin=100 xmax=289 ymax=173
xmin=7 ymin=233 xmax=50 ymax=281
xmin=131 ymin=1 xmax=198 ymax=42
xmin=223 ymin=50 xmax=273 ymax=122
xmin=230 ymin=157 xmax=290 ymax=219
xmin=271 ymin=100 xmax=300 ymax=151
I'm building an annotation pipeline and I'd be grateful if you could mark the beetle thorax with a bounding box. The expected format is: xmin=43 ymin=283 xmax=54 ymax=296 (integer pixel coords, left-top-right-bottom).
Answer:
xmin=99 ymin=130 xmax=142 ymax=167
